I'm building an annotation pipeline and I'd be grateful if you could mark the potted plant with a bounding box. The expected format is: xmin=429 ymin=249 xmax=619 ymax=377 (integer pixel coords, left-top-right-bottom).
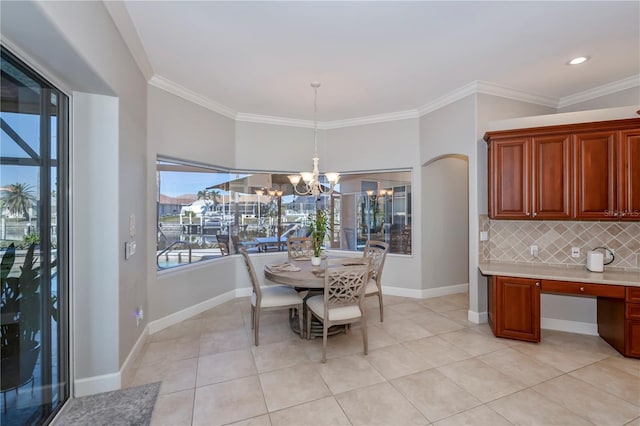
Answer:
xmin=309 ymin=209 xmax=329 ymax=266
xmin=1 ymin=243 xmax=57 ymax=394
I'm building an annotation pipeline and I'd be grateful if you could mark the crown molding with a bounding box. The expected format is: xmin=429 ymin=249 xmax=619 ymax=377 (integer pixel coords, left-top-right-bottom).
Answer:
xmin=417 ymin=81 xmax=479 ymax=116
xmin=557 ymin=74 xmax=640 ymax=109
xmin=235 ymin=113 xmax=314 ymax=128
xmin=103 ymin=0 xmax=154 ymax=80
xmin=475 ymin=80 xmax=559 ymax=108
xmin=321 ymin=110 xmax=419 ymax=129
xmin=149 ymin=75 xmax=237 ymax=120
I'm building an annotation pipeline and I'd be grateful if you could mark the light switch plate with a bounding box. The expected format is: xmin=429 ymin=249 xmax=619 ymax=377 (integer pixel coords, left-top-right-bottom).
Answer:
xmin=571 ymin=247 xmax=580 ymax=258
xmin=125 ymin=241 xmax=136 ymax=259
xmin=480 ymin=231 xmax=489 ymax=241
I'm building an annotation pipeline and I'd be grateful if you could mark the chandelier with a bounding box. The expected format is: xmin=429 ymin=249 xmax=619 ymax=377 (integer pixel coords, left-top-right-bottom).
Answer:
xmin=288 ymin=82 xmax=340 ymax=197
xmin=367 ymin=182 xmax=392 ymax=202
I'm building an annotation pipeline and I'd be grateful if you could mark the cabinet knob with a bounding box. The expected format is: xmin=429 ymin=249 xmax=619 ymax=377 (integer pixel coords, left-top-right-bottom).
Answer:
xmin=535 ymin=282 xmax=540 ymax=287
xmin=532 ymin=212 xmax=537 ymax=218
xmin=580 ymin=287 xmax=585 ymax=292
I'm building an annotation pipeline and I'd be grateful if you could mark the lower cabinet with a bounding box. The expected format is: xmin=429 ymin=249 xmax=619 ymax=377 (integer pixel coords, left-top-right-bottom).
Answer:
xmin=489 ymin=276 xmax=541 ymax=342
xmin=488 ymin=275 xmax=639 ymax=358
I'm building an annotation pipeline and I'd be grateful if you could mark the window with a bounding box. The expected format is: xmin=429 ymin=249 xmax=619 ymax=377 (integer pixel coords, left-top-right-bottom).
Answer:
xmin=156 ymin=158 xmax=411 ymax=270
xmin=1 ymin=46 xmax=69 ymax=425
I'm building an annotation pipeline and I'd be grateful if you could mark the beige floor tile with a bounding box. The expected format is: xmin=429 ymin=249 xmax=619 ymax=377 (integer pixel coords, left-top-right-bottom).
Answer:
xmin=477 ymin=347 xmax=564 ymax=386
xmin=192 ymin=376 xmax=267 ymax=426
xmin=488 ymin=389 xmax=592 ymax=425
xmin=336 ymin=381 xmax=429 ymax=425
xmin=594 ymin=355 xmax=640 ymax=378
xmin=132 ymin=357 xmax=197 ymax=395
xmin=317 ymin=354 xmax=386 ymax=394
xmin=364 ymin=324 xmax=398 ymax=350
xmin=443 ymin=292 xmax=470 ymax=308
xmin=433 ymin=405 xmax=512 ymax=426
xmin=269 ymin=396 xmax=350 ymax=426
xmin=196 ymin=349 xmax=257 ymax=387
xmin=402 ymin=336 xmax=473 ymax=368
xmin=150 ymin=388 xmax=194 ymax=426
xmin=303 ymin=329 xmax=369 ymax=361
xmin=511 ymin=339 xmax=609 ymax=372
xmin=437 ymin=358 xmax=526 ymax=403
xmin=386 ymin=301 xmax=432 ymax=317
xmin=569 ymin=359 xmax=640 ymax=406
xmin=366 ymin=344 xmax=432 ymax=380
xmin=419 ymin=297 xmax=465 ymax=313
xmin=227 ymin=414 xmax=272 ymax=426
xmin=201 ymin=312 xmax=246 ymax=333
xmin=197 ymin=301 xmax=243 ymax=319
xmin=259 ymin=366 xmax=331 ymax=412
xmin=532 ymin=375 xmax=640 ymax=425
xmin=438 ymin=328 xmax=511 ymax=356
xmin=150 ymin=318 xmax=203 ymax=342
xmin=199 ymin=328 xmax=251 ymax=356
xmin=412 ymin=312 xmax=466 ymax=335
xmin=625 ymin=417 xmax=640 ymax=426
xmin=391 ymin=369 xmax=482 ymax=422
xmin=250 ymin=317 xmax=301 ymax=346
xmin=252 ymin=339 xmax=310 ymax=373
xmin=379 ymin=318 xmax=433 ymax=342
xmin=438 ymin=308 xmax=475 ymax=327
xmin=139 ymin=336 xmax=200 ymax=365
xmin=542 ymin=329 xmax=621 ymax=356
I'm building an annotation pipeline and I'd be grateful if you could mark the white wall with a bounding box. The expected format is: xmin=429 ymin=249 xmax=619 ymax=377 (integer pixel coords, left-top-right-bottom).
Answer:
xmin=2 ymin=0 xmax=149 ymax=395
xmin=421 ymin=156 xmax=469 ymax=289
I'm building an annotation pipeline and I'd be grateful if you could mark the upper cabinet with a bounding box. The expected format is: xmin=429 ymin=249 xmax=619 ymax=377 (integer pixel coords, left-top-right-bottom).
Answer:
xmin=485 ymin=118 xmax=640 ymax=221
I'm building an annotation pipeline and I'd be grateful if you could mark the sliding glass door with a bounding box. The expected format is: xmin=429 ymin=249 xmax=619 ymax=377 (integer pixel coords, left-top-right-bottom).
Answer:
xmin=1 ymin=46 xmax=69 ymax=425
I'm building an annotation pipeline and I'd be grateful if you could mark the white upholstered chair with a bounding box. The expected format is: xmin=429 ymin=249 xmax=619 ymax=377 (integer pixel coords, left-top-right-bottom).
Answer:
xmin=239 ymin=248 xmax=303 ymax=346
xmin=363 ymin=240 xmax=389 ymax=321
xmin=306 ymin=258 xmax=370 ymax=363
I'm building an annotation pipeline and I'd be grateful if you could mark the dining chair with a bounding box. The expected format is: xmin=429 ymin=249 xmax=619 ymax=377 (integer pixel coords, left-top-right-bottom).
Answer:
xmin=306 ymin=258 xmax=371 ymax=363
xmin=239 ymin=248 xmax=304 ymax=346
xmin=287 ymin=236 xmax=314 ymax=261
xmin=363 ymin=240 xmax=389 ymax=321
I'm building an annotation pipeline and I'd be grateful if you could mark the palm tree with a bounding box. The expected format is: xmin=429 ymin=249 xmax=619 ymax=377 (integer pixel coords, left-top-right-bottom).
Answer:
xmin=208 ymin=189 xmax=221 ymax=210
xmin=197 ymin=190 xmax=208 ymax=200
xmin=1 ymin=183 xmax=37 ymax=221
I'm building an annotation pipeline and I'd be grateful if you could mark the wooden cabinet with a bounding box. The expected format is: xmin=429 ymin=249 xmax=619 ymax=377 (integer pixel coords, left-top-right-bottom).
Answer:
xmin=574 ymin=130 xmax=617 ymax=219
xmin=619 ymin=129 xmax=640 ymax=220
xmin=487 ymin=274 xmax=639 ymax=358
xmin=490 ymin=276 xmax=540 ymax=342
xmin=485 ymin=118 xmax=640 ymax=221
xmin=488 ymin=135 xmax=571 ymax=219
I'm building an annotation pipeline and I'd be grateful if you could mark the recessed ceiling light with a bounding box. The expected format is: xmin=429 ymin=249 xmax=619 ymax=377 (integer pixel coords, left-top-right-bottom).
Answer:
xmin=568 ymin=56 xmax=589 ymax=65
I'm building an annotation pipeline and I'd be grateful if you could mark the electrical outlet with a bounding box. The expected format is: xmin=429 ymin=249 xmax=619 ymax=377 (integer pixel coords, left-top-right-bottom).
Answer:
xmin=135 ymin=306 xmax=144 ymax=326
xmin=480 ymin=231 xmax=489 ymax=241
xmin=125 ymin=241 xmax=137 ymax=259
xmin=571 ymin=247 xmax=580 ymax=258
xmin=530 ymin=245 xmax=538 ymax=257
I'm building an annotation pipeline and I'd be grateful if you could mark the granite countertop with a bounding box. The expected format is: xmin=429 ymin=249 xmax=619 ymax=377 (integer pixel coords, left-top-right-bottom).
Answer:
xmin=478 ymin=262 xmax=640 ymax=287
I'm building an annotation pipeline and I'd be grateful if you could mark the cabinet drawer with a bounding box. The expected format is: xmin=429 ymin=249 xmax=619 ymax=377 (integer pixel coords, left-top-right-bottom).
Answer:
xmin=542 ymin=280 xmax=625 ymax=298
xmin=627 ymin=287 xmax=640 ymax=304
xmin=627 ymin=303 xmax=640 ymax=321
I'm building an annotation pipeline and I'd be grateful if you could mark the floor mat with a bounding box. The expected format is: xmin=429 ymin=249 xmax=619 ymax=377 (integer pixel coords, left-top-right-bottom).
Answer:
xmin=55 ymin=382 xmax=160 ymax=426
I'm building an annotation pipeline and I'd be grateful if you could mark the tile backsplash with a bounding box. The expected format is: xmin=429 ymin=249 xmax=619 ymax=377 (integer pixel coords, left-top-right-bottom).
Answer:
xmin=479 ymin=215 xmax=640 ymax=272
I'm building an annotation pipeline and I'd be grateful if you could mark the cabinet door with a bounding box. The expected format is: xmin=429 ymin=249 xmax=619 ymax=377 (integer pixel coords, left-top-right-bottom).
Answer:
xmin=490 ymin=138 xmax=531 ymax=219
xmin=625 ymin=320 xmax=640 ymax=358
xmin=532 ymin=135 xmax=572 ymax=219
xmin=619 ymin=129 xmax=640 ymax=220
xmin=495 ymin=276 xmax=540 ymax=342
xmin=574 ymin=131 xmax=617 ymax=219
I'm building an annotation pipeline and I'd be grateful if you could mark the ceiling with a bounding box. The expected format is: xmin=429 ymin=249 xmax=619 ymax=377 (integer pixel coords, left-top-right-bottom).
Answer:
xmin=118 ymin=1 xmax=640 ymax=123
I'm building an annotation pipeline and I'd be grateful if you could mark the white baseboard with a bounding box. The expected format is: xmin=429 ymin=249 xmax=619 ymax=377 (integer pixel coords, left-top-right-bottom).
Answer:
xmin=74 ymin=372 xmax=120 ymax=397
xmin=235 ymin=286 xmax=252 ymax=298
xmin=148 ymin=289 xmax=237 ymax=334
xmin=541 ymin=317 xmax=598 ymax=336
xmin=382 ymin=283 xmax=469 ymax=299
xmin=468 ymin=310 xmax=488 ymax=324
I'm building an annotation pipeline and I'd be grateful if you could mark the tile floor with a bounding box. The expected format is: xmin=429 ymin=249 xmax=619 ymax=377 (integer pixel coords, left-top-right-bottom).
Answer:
xmin=124 ymin=293 xmax=640 ymax=426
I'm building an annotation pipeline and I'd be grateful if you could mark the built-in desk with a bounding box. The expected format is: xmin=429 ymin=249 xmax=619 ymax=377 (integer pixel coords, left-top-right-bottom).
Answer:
xmin=478 ymin=262 xmax=640 ymax=358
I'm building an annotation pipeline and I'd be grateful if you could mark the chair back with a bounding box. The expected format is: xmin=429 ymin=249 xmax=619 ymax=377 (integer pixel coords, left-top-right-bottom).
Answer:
xmin=323 ymin=258 xmax=370 ymax=315
xmin=239 ymin=248 xmax=261 ymax=303
xmin=287 ymin=237 xmax=314 ymax=260
xmin=218 ymin=241 xmax=230 ymax=256
xmin=363 ymin=240 xmax=389 ymax=282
